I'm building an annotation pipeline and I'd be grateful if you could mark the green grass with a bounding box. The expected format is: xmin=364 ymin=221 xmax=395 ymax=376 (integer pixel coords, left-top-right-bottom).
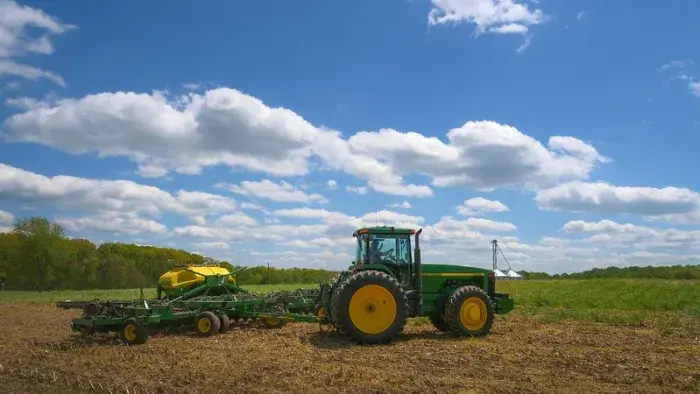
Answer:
xmin=497 ymin=279 xmax=700 ymax=326
xmin=2 ymin=279 xmax=699 ymax=328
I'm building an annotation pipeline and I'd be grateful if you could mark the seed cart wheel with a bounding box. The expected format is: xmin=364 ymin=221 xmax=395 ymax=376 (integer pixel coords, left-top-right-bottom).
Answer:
xmin=120 ymin=318 xmax=149 ymax=346
xmin=194 ymin=311 xmax=221 ymax=337
xmin=218 ymin=314 xmax=230 ymax=333
xmin=444 ymin=285 xmax=494 ymax=337
xmin=261 ymin=316 xmax=287 ymax=329
xmin=330 ymin=269 xmax=408 ymax=345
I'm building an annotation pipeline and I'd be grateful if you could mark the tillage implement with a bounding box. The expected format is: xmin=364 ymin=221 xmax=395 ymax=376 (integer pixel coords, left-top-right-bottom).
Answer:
xmin=57 ymin=226 xmax=515 ymax=345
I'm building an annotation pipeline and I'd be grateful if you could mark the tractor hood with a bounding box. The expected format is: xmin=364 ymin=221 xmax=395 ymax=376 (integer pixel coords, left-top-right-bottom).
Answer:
xmin=421 ymin=263 xmax=492 ymax=275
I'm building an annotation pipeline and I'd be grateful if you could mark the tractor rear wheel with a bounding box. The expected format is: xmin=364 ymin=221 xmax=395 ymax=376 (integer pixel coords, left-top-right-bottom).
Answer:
xmin=444 ymin=285 xmax=494 ymax=337
xmin=330 ymin=270 xmax=408 ymax=345
xmin=194 ymin=311 xmax=221 ymax=337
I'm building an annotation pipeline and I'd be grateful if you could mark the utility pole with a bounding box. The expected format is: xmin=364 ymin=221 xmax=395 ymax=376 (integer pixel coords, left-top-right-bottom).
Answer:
xmin=266 ymin=260 xmax=270 ymax=284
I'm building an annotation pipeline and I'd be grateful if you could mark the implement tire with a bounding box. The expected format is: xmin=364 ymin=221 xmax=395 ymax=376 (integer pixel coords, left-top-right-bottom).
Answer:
xmin=218 ymin=314 xmax=230 ymax=333
xmin=444 ymin=285 xmax=494 ymax=337
xmin=330 ymin=270 xmax=408 ymax=345
xmin=120 ymin=318 xmax=149 ymax=346
xmin=194 ymin=311 xmax=221 ymax=337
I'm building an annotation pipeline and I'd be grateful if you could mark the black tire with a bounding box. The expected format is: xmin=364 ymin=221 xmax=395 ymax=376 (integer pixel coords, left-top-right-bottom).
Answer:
xmin=444 ymin=285 xmax=494 ymax=337
xmin=194 ymin=311 xmax=221 ymax=337
xmin=429 ymin=313 xmax=450 ymax=331
xmin=330 ymin=270 xmax=409 ymax=345
xmin=120 ymin=318 xmax=149 ymax=346
xmin=218 ymin=314 xmax=230 ymax=333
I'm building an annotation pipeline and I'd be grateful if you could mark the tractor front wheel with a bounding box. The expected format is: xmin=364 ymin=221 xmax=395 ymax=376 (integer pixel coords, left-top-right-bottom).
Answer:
xmin=194 ymin=311 xmax=221 ymax=337
xmin=444 ymin=285 xmax=494 ymax=337
xmin=330 ymin=270 xmax=408 ymax=345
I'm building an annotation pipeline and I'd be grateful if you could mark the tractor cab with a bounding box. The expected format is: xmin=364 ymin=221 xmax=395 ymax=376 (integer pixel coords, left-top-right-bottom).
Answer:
xmin=352 ymin=226 xmax=418 ymax=289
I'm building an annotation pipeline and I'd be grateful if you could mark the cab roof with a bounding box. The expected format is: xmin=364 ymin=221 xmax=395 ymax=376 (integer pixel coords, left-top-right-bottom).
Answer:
xmin=352 ymin=226 xmax=417 ymax=236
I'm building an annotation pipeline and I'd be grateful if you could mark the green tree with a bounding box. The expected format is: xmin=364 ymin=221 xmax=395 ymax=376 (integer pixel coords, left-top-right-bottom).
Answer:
xmin=12 ymin=217 xmax=67 ymax=291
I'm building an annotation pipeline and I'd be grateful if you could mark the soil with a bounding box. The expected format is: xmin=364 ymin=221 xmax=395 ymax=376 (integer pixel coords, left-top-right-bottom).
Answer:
xmin=0 ymin=302 xmax=698 ymax=394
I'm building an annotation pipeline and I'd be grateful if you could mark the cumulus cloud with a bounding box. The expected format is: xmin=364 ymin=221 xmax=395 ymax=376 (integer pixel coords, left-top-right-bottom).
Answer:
xmin=326 ymin=180 xmax=338 ymax=190
xmin=1 ymin=88 xmax=430 ymax=197
xmin=346 ymin=185 xmax=368 ymax=195
xmin=427 ymin=0 xmax=546 ymax=35
xmin=0 ymin=0 xmax=75 ymax=86
xmin=427 ymin=0 xmax=547 ymax=51
xmin=0 ymin=209 xmax=13 ymax=233
xmin=348 ymin=122 xmax=609 ymax=192
xmin=657 ymin=59 xmax=700 ymax=98
xmin=457 ymin=197 xmax=509 ymax=216
xmin=388 ymin=201 xmax=412 ymax=209
xmin=0 ymin=162 xmax=239 ymax=220
xmin=216 ymin=179 xmax=328 ymax=204
xmin=535 ymin=181 xmax=700 ymax=223
xmin=1 ymin=87 xmax=609 ymax=198
xmin=57 ymin=213 xmax=168 ymax=236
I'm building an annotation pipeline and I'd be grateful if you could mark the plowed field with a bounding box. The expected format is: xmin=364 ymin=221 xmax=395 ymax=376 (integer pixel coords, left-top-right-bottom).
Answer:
xmin=1 ymin=300 xmax=699 ymax=394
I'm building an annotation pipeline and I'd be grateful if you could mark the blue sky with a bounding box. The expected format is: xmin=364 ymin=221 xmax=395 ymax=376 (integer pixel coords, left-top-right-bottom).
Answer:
xmin=0 ymin=0 xmax=699 ymax=274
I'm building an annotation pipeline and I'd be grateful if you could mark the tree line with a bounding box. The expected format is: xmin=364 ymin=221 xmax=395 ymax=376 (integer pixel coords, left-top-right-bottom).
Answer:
xmin=0 ymin=216 xmax=337 ymax=291
xmin=1 ymin=216 xmax=698 ymax=291
xmin=519 ymin=264 xmax=700 ymax=280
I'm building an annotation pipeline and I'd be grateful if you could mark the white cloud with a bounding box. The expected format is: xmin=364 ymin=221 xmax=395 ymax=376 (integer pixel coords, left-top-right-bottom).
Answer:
xmin=217 ymin=179 xmax=328 ymax=204
xmin=457 ymin=197 xmax=509 ymax=216
xmin=0 ymin=60 xmax=66 ymax=86
xmin=182 ymin=82 xmax=201 ymax=91
xmin=427 ymin=0 xmax=547 ymax=52
xmin=346 ymin=185 xmax=368 ymax=195
xmin=657 ymin=59 xmax=700 ymax=98
xmin=2 ymin=160 xmax=697 ymax=273
xmin=535 ymin=181 xmax=700 ymax=223
xmin=427 ymin=0 xmax=546 ymax=35
xmin=576 ymin=11 xmax=587 ymax=21
xmin=1 ymin=87 xmax=608 ymax=199
xmin=0 ymin=162 xmax=239 ymax=219
xmin=360 ymin=210 xmax=424 ymax=225
xmin=195 ymin=241 xmax=230 ymax=250
xmin=215 ymin=212 xmax=258 ymax=226
xmin=57 ymin=213 xmax=168 ymax=236
xmin=326 ymin=179 xmax=338 ymax=190
xmin=690 ymin=81 xmax=700 ymax=97
xmin=1 ymin=88 xmax=428 ymax=197
xmin=0 ymin=0 xmax=75 ymax=86
xmin=388 ymin=201 xmax=412 ymax=209
xmin=348 ymin=122 xmax=609 ymax=192
xmin=0 ymin=209 xmax=13 ymax=224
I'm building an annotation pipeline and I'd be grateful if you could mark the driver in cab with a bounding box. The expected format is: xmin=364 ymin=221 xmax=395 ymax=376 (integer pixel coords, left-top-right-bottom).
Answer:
xmin=368 ymin=238 xmax=395 ymax=263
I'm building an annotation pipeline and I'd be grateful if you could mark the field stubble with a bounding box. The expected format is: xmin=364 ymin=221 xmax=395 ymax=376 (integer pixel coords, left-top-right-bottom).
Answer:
xmin=0 ymin=279 xmax=699 ymax=393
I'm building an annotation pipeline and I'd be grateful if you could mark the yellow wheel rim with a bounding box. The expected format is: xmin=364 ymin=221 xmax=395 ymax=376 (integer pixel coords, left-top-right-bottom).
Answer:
xmin=266 ymin=317 xmax=279 ymax=325
xmin=459 ymin=297 xmax=488 ymax=331
xmin=348 ymin=284 xmax=396 ymax=334
xmin=124 ymin=324 xmax=137 ymax=341
xmin=317 ymin=307 xmax=327 ymax=318
xmin=198 ymin=317 xmax=211 ymax=332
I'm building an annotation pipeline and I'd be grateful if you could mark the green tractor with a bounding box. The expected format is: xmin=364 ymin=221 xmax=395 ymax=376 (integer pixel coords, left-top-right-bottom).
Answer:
xmin=316 ymin=226 xmax=514 ymax=345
